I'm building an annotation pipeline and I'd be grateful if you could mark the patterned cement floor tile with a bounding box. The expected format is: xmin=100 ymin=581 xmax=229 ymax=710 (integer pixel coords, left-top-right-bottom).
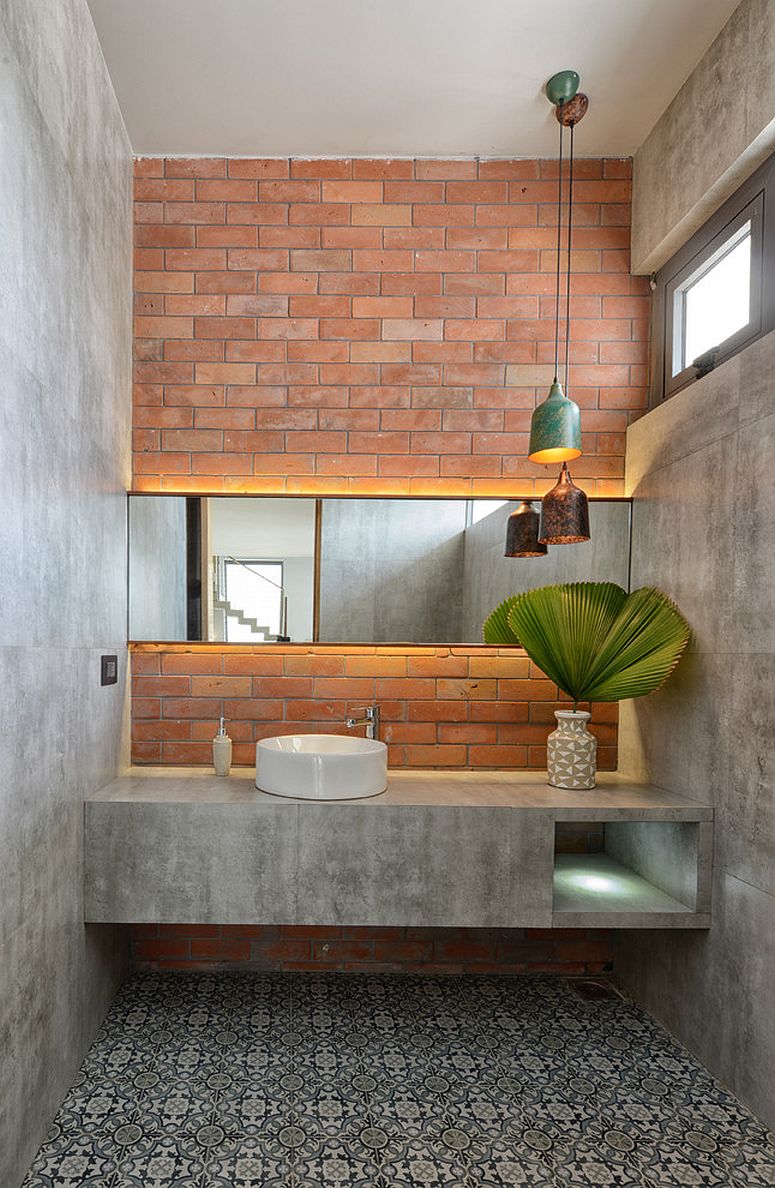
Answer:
xmin=21 ymin=973 xmax=775 ymax=1188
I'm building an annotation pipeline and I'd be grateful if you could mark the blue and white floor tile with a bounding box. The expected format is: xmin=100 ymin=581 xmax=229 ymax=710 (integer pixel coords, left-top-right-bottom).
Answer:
xmin=23 ymin=973 xmax=775 ymax=1186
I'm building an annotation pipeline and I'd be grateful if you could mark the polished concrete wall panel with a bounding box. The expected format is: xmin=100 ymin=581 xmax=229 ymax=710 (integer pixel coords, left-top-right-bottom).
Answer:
xmin=618 ymin=329 xmax=775 ymax=1128
xmin=605 ymin=821 xmax=710 ymax=913
xmin=631 ymin=0 xmax=775 ymax=273
xmin=128 ymin=495 xmax=187 ymax=640
xmin=318 ymin=499 xmax=466 ymax=642
xmin=0 ymin=0 xmax=132 ymax=1183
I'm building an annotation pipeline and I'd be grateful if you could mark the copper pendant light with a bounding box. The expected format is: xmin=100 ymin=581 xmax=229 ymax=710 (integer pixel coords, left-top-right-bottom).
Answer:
xmin=538 ymin=464 xmax=590 ymax=545
xmin=504 ymin=501 xmax=548 ymax=557
xmin=536 ymin=73 xmax=591 ymax=547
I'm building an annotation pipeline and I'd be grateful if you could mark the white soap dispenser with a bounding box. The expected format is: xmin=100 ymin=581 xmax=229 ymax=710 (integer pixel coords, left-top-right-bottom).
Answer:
xmin=212 ymin=716 xmax=232 ymax=777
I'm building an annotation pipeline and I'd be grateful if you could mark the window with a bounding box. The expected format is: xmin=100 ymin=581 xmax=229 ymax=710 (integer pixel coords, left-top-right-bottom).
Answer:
xmin=223 ymin=558 xmax=284 ymax=641
xmin=467 ymin=499 xmax=507 ymax=526
xmin=652 ymin=152 xmax=774 ymax=403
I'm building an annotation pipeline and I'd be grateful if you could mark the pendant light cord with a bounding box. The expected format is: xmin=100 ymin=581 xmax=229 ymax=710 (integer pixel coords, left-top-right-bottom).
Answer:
xmin=563 ymin=120 xmax=575 ymax=393
xmin=552 ymin=121 xmax=564 ymax=383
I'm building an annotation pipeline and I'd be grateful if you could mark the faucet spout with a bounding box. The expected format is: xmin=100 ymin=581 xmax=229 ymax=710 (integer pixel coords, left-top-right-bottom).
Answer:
xmin=345 ymin=704 xmax=380 ymax=740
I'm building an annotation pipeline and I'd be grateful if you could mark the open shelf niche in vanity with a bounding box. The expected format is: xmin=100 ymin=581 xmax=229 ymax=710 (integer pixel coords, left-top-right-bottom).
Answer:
xmin=84 ymin=770 xmax=712 ymax=931
xmin=553 ymin=815 xmax=712 ymax=928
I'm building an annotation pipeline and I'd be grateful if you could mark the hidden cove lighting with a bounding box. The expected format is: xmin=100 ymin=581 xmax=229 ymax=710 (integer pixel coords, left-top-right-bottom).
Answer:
xmin=522 ymin=69 xmax=591 ymax=549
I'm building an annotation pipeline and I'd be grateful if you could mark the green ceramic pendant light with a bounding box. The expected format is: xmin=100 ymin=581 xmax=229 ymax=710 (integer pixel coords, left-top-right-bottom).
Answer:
xmin=529 ymin=70 xmax=590 ymax=546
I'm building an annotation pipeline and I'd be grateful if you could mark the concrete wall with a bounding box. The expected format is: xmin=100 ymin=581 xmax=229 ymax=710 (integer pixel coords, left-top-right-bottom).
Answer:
xmin=617 ymin=329 xmax=775 ymax=1128
xmin=0 ymin=0 xmax=132 ymax=1182
xmin=461 ymin=500 xmax=632 ymax=641
xmin=318 ymin=499 xmax=466 ymax=642
xmin=631 ymin=0 xmax=775 ymax=273
xmin=128 ymin=496 xmax=187 ymax=639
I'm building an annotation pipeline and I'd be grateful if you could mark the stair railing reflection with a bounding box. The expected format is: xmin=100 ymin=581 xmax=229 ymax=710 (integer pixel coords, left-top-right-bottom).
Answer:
xmin=212 ymin=555 xmax=290 ymax=641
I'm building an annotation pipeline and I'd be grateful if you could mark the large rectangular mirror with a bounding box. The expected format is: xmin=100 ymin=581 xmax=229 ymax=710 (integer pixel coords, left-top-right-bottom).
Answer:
xmin=128 ymin=495 xmax=631 ymax=645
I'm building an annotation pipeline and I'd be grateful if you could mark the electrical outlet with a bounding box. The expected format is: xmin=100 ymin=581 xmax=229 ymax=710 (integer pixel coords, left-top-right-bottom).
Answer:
xmin=100 ymin=655 xmax=118 ymax=686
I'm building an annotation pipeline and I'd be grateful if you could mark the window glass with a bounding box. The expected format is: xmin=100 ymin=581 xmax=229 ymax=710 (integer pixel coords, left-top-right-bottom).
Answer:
xmin=681 ymin=226 xmax=751 ymax=370
xmin=468 ymin=499 xmax=507 ymax=526
xmin=224 ymin=559 xmax=283 ymax=641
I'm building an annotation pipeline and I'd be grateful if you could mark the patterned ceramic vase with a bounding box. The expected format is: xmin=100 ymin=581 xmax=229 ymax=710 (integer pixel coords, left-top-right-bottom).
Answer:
xmin=547 ymin=710 xmax=597 ymax=790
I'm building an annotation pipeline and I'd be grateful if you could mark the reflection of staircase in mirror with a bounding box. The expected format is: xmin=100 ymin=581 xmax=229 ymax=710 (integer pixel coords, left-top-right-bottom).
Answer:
xmin=213 ymin=597 xmax=271 ymax=638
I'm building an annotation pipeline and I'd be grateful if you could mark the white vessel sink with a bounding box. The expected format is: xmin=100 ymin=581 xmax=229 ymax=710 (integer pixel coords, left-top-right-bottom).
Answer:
xmin=255 ymin=734 xmax=388 ymax=800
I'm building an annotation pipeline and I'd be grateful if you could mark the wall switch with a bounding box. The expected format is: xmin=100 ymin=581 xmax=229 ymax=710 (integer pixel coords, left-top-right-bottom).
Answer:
xmin=101 ymin=655 xmax=118 ymax=686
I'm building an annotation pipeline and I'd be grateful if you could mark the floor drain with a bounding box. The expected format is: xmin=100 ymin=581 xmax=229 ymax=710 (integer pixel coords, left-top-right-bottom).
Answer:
xmin=567 ymin=978 xmax=621 ymax=1001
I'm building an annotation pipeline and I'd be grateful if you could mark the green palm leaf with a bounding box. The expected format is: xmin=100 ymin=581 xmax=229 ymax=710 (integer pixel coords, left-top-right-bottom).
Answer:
xmin=490 ymin=582 xmax=690 ymax=704
xmin=482 ymin=595 xmax=521 ymax=645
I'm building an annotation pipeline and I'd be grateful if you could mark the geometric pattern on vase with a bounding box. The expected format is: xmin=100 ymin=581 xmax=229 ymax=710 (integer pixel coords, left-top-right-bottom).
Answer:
xmin=547 ymin=710 xmax=598 ymax=790
xmin=22 ymin=971 xmax=775 ymax=1188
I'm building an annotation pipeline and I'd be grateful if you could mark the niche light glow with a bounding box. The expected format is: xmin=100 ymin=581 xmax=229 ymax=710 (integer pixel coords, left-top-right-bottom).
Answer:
xmin=555 ymin=862 xmax=643 ymax=901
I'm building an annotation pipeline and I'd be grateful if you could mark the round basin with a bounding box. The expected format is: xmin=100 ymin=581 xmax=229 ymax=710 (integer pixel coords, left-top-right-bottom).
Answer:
xmin=255 ymin=734 xmax=388 ymax=800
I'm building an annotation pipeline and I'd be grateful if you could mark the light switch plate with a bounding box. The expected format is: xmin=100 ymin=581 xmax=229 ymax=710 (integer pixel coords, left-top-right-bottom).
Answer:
xmin=100 ymin=655 xmax=118 ymax=686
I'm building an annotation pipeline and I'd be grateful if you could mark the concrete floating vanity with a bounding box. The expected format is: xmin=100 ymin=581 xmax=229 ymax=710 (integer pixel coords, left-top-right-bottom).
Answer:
xmin=84 ymin=769 xmax=712 ymax=930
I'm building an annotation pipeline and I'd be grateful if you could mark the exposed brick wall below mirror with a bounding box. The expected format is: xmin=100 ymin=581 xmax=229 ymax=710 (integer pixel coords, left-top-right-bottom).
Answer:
xmin=131 ymin=644 xmax=618 ymax=769
xmin=130 ymin=924 xmax=613 ymax=976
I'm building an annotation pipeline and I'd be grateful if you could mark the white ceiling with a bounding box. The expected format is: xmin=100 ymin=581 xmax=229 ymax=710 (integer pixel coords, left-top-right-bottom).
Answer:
xmin=87 ymin=0 xmax=739 ymax=158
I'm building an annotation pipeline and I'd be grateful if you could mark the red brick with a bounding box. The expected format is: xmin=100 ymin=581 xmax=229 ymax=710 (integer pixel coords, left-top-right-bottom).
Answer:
xmin=321 ymin=180 xmax=382 ymax=202
xmin=197 ymin=179 xmax=257 ymax=201
xmin=415 ymin=160 xmax=477 ymax=179
xmin=166 ymin=157 xmax=226 ymax=178
xmin=352 ymin=204 xmax=411 ymax=226
xmin=290 ymin=159 xmax=352 ymax=179
xmin=414 ymin=204 xmax=475 ymax=227
xmin=352 ymin=297 xmax=412 ymax=318
xmin=352 ymin=160 xmax=414 ymax=179
xmin=260 ymin=226 xmax=320 ymax=248
xmin=228 ymin=159 xmax=290 ymax=179
xmin=319 ymin=271 xmax=380 ymax=295
xmin=415 ymin=250 xmax=475 ymax=272
xmin=312 ymin=939 xmax=374 ymax=962
xmin=385 ymin=227 xmax=444 ymax=250
xmin=166 ymin=248 xmax=226 ymax=270
xmin=166 ymin=201 xmax=225 ymax=224
xmin=227 ymin=249 xmax=289 ymax=271
xmin=321 ymin=225 xmax=382 ymax=247
xmin=258 ymin=180 xmax=320 ymax=203
xmin=226 ymin=203 xmax=289 ymax=226
xmin=134 ymin=938 xmax=190 ymax=959
xmin=289 ymin=249 xmax=351 ymax=272
xmin=190 ymin=937 xmax=251 ymax=960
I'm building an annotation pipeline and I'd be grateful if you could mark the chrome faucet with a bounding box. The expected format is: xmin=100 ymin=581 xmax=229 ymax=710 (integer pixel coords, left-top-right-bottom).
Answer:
xmin=345 ymin=705 xmax=380 ymax=740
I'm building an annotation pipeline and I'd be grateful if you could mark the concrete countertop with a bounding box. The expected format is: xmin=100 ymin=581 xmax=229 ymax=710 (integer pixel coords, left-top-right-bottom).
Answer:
xmin=90 ymin=766 xmax=713 ymax=820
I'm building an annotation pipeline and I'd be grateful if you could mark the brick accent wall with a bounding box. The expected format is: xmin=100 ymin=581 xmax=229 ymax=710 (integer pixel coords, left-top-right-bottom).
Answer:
xmin=130 ymin=155 xmax=643 ymax=975
xmin=130 ymin=924 xmax=613 ymax=976
xmin=131 ymin=644 xmax=618 ymax=770
xmin=133 ymin=156 xmax=649 ymax=496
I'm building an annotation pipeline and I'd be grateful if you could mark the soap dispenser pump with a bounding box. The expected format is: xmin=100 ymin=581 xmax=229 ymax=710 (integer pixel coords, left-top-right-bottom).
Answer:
xmin=212 ymin=716 xmax=232 ymax=777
